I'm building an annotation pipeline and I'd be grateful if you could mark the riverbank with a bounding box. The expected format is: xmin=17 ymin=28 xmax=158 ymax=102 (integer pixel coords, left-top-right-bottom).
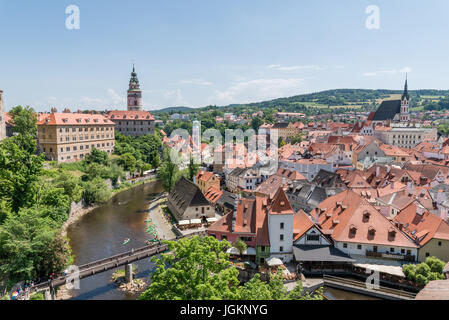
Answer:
xmin=146 ymin=196 xmax=176 ymax=241
xmin=61 ymin=176 xmax=157 ymax=238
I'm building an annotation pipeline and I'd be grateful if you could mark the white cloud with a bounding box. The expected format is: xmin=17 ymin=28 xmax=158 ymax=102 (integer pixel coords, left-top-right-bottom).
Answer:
xmin=268 ymin=64 xmax=324 ymax=71
xmin=107 ymin=88 xmax=126 ymax=105
xmin=363 ymin=67 xmax=412 ymax=77
xmin=80 ymin=96 xmax=104 ymax=105
xmin=211 ymin=78 xmax=304 ymax=104
xmin=162 ymin=89 xmax=190 ymax=106
xmin=178 ymin=79 xmax=213 ymax=86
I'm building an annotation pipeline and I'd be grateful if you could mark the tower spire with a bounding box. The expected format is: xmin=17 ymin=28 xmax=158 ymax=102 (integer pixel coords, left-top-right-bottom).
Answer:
xmin=402 ymin=74 xmax=409 ymax=101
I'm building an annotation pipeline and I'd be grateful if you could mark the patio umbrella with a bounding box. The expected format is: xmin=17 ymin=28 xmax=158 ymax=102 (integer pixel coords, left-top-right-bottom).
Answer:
xmin=266 ymin=257 xmax=283 ymax=267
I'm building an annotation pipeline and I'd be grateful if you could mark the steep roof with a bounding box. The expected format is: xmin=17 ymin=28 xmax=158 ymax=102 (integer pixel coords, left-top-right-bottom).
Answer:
xmin=394 ymin=202 xmax=449 ymax=246
xmin=168 ymin=176 xmax=210 ymax=216
xmin=372 ymin=100 xmax=401 ymax=121
xmin=293 ymin=210 xmax=316 ymax=241
xmin=315 ymin=190 xmax=417 ymax=248
xmin=268 ymin=188 xmax=294 ymax=215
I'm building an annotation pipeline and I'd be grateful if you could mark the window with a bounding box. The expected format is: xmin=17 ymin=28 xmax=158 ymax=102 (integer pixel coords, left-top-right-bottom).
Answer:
xmin=390 ymin=248 xmax=395 ymax=253
xmin=306 ymin=235 xmax=320 ymax=242
xmin=357 ymin=244 xmax=362 ymax=250
xmin=438 ymin=241 xmax=442 ymax=247
xmin=280 ymin=246 xmax=284 ymax=252
xmin=343 ymin=243 xmax=347 ymax=249
xmin=280 ymin=222 xmax=284 ymax=230
xmin=280 ymin=234 xmax=284 ymax=241
xmin=426 ymin=252 xmax=430 ymax=257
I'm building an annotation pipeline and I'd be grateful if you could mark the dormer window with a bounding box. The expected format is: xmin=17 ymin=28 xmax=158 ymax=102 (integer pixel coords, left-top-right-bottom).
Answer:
xmin=388 ymin=228 xmax=397 ymax=240
xmin=363 ymin=212 xmax=371 ymax=223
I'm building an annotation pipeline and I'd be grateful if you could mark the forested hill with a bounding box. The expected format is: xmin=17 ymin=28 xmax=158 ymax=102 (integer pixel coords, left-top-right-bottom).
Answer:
xmin=151 ymin=89 xmax=449 ymax=115
xmin=223 ymin=89 xmax=449 ymax=110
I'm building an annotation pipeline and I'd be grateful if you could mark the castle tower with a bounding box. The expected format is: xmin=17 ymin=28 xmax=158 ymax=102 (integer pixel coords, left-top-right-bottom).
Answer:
xmin=400 ymin=75 xmax=410 ymax=122
xmin=127 ymin=64 xmax=143 ymax=111
xmin=0 ymin=90 xmax=6 ymax=140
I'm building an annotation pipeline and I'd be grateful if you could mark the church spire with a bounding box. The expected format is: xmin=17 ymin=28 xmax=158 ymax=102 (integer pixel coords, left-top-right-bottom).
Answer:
xmin=402 ymin=74 xmax=409 ymax=101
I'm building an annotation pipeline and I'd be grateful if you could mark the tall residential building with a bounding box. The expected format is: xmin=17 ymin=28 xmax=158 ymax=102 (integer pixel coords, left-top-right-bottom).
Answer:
xmin=127 ymin=65 xmax=143 ymax=111
xmin=0 ymin=90 xmax=6 ymax=140
xmin=37 ymin=112 xmax=115 ymax=163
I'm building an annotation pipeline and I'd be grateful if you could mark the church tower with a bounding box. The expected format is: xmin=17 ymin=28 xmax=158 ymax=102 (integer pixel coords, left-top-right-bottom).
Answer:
xmin=127 ymin=64 xmax=143 ymax=111
xmin=400 ymin=75 xmax=410 ymax=122
xmin=0 ymin=90 xmax=6 ymax=140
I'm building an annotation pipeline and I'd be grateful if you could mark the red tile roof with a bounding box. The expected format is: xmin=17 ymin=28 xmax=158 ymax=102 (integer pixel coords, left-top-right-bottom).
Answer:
xmin=314 ymin=190 xmax=417 ymax=248
xmin=37 ymin=113 xmax=114 ymax=125
xmin=106 ymin=110 xmax=154 ymax=120
xmin=394 ymin=203 xmax=449 ymax=246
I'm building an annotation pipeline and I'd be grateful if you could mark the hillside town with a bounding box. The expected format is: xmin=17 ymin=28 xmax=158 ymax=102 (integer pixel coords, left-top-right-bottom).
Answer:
xmin=1 ymin=67 xmax=449 ymax=301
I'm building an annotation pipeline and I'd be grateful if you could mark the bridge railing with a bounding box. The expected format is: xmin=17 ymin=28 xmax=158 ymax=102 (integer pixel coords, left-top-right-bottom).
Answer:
xmin=28 ymin=231 xmax=207 ymax=293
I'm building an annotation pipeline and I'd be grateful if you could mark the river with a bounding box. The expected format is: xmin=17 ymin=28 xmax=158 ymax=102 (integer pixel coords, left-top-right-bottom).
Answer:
xmin=67 ymin=180 xmax=374 ymax=300
xmin=67 ymin=181 xmax=164 ymax=300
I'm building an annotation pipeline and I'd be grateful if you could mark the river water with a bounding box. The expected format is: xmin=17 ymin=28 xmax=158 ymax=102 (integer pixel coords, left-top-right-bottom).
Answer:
xmin=67 ymin=181 xmax=164 ymax=300
xmin=67 ymin=180 xmax=374 ymax=300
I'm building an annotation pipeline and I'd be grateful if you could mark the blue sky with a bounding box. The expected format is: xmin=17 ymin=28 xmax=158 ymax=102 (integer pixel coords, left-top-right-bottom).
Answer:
xmin=1 ymin=0 xmax=448 ymax=112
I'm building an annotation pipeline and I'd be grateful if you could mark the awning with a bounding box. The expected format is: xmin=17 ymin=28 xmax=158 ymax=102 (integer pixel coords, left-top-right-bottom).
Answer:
xmin=227 ymin=247 xmax=240 ymax=255
xmin=206 ymin=217 xmax=218 ymax=223
xmin=353 ymin=263 xmax=405 ymax=278
xmin=243 ymin=247 xmax=256 ymax=256
xmin=178 ymin=220 xmax=190 ymax=226
xmin=293 ymin=245 xmax=355 ymax=263
xmin=190 ymin=219 xmax=202 ymax=224
xmin=267 ymin=257 xmax=284 ymax=267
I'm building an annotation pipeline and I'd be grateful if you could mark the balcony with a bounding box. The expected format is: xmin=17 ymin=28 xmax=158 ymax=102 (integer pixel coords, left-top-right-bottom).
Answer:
xmin=366 ymin=250 xmax=415 ymax=262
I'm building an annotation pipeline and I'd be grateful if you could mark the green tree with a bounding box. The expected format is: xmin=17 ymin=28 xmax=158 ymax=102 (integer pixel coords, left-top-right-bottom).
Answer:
xmin=232 ymin=238 xmax=247 ymax=256
xmin=0 ymin=208 xmax=70 ymax=282
xmin=187 ymin=155 xmax=199 ymax=182
xmin=9 ymin=105 xmax=37 ymax=137
xmin=82 ymin=177 xmax=111 ymax=205
xmin=54 ymin=170 xmax=83 ymax=202
xmin=251 ymin=117 xmax=263 ymax=132
xmin=158 ymin=148 xmax=179 ymax=192
xmin=139 ymin=236 xmax=240 ymax=300
xmin=0 ymin=138 xmax=44 ymax=212
xmin=85 ymin=147 xmax=109 ymax=166
xmin=119 ymin=153 xmax=137 ymax=173
xmin=403 ymin=256 xmax=446 ymax=286
xmin=139 ymin=236 xmax=323 ymax=301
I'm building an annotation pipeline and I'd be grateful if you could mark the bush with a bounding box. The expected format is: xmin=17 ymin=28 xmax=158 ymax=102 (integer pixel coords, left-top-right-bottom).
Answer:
xmin=82 ymin=178 xmax=111 ymax=205
xmin=403 ymin=256 xmax=446 ymax=286
xmin=29 ymin=292 xmax=44 ymax=300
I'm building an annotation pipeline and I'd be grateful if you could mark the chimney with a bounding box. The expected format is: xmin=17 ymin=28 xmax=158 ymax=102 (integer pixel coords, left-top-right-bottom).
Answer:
xmin=387 ymin=166 xmax=391 ymax=174
xmin=376 ymin=166 xmax=380 ymax=177
xmin=407 ymin=182 xmax=412 ymax=195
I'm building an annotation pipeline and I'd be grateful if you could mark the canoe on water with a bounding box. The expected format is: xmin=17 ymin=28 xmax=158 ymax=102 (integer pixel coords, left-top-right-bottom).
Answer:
xmin=122 ymin=238 xmax=130 ymax=245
